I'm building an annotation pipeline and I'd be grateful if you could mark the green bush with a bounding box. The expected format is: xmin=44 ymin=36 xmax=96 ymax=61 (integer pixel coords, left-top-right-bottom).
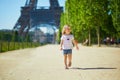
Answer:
xmin=0 ymin=41 xmax=40 ymax=52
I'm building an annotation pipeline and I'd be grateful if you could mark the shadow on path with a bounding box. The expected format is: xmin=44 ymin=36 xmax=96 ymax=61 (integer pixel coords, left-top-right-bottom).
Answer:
xmin=70 ymin=67 xmax=117 ymax=70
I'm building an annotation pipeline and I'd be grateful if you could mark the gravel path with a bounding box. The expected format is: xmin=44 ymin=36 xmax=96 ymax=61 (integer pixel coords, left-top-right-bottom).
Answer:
xmin=0 ymin=44 xmax=120 ymax=80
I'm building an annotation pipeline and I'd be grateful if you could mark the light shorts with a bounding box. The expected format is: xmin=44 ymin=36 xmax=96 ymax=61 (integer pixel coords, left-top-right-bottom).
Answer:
xmin=63 ymin=49 xmax=72 ymax=54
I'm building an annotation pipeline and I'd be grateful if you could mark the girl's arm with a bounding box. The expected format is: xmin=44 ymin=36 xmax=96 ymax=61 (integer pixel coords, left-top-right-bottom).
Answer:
xmin=73 ymin=40 xmax=79 ymax=50
xmin=60 ymin=40 xmax=63 ymax=50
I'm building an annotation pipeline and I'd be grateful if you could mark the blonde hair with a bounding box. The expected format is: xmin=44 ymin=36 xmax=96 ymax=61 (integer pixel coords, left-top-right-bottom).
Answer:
xmin=62 ymin=25 xmax=71 ymax=35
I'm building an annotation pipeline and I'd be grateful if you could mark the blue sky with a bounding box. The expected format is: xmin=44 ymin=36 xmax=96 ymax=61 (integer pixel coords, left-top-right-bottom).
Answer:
xmin=0 ymin=0 xmax=65 ymax=30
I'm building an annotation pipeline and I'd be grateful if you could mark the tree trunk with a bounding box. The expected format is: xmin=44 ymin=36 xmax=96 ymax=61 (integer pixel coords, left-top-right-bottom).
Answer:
xmin=97 ymin=26 xmax=101 ymax=47
xmin=0 ymin=41 xmax=2 ymax=52
xmin=88 ymin=28 xmax=91 ymax=46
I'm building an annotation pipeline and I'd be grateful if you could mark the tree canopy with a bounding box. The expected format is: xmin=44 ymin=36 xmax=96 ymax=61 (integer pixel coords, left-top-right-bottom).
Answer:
xmin=58 ymin=0 xmax=120 ymax=46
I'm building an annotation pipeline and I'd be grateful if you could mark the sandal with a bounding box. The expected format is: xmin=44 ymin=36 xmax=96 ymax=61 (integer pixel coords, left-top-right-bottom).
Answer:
xmin=65 ymin=66 xmax=69 ymax=69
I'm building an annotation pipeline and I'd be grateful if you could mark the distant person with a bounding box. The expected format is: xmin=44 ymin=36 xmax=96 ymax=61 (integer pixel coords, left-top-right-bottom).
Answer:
xmin=60 ymin=25 xmax=79 ymax=69
xmin=110 ymin=37 xmax=115 ymax=44
xmin=106 ymin=37 xmax=110 ymax=44
xmin=103 ymin=38 xmax=107 ymax=44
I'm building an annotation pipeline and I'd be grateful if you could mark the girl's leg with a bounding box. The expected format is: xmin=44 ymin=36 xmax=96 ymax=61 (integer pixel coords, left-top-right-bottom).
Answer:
xmin=68 ymin=53 xmax=72 ymax=67
xmin=64 ymin=54 xmax=68 ymax=69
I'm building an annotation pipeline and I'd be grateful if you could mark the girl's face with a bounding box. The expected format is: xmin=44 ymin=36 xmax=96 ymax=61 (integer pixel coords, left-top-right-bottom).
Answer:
xmin=65 ymin=27 xmax=71 ymax=34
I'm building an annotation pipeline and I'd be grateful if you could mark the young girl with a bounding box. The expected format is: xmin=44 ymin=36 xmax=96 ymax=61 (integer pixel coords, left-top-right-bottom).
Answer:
xmin=60 ymin=25 xmax=79 ymax=69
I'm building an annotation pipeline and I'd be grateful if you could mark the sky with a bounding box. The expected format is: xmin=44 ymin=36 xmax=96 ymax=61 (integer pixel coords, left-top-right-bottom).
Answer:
xmin=0 ymin=0 xmax=65 ymax=30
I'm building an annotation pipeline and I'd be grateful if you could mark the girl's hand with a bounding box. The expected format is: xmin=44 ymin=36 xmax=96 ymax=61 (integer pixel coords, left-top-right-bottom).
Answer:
xmin=60 ymin=47 xmax=63 ymax=50
xmin=76 ymin=46 xmax=79 ymax=50
xmin=73 ymin=40 xmax=79 ymax=50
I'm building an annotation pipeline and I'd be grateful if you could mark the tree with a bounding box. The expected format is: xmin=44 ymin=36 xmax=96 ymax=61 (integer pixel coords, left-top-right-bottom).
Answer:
xmin=110 ymin=0 xmax=120 ymax=39
xmin=59 ymin=0 xmax=118 ymax=46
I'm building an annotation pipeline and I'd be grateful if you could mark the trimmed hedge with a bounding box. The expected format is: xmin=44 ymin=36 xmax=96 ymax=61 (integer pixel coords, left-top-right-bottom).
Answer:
xmin=0 ymin=41 xmax=40 ymax=52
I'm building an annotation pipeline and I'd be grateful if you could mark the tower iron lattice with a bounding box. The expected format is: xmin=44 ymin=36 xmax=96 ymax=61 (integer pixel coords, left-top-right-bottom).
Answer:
xmin=13 ymin=0 xmax=63 ymax=36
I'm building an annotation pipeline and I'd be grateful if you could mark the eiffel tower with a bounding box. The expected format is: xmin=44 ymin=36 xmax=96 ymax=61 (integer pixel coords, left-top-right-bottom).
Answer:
xmin=13 ymin=0 xmax=63 ymax=36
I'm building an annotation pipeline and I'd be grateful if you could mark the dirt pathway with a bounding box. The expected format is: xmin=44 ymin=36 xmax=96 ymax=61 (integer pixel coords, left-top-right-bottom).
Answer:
xmin=0 ymin=44 xmax=120 ymax=80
